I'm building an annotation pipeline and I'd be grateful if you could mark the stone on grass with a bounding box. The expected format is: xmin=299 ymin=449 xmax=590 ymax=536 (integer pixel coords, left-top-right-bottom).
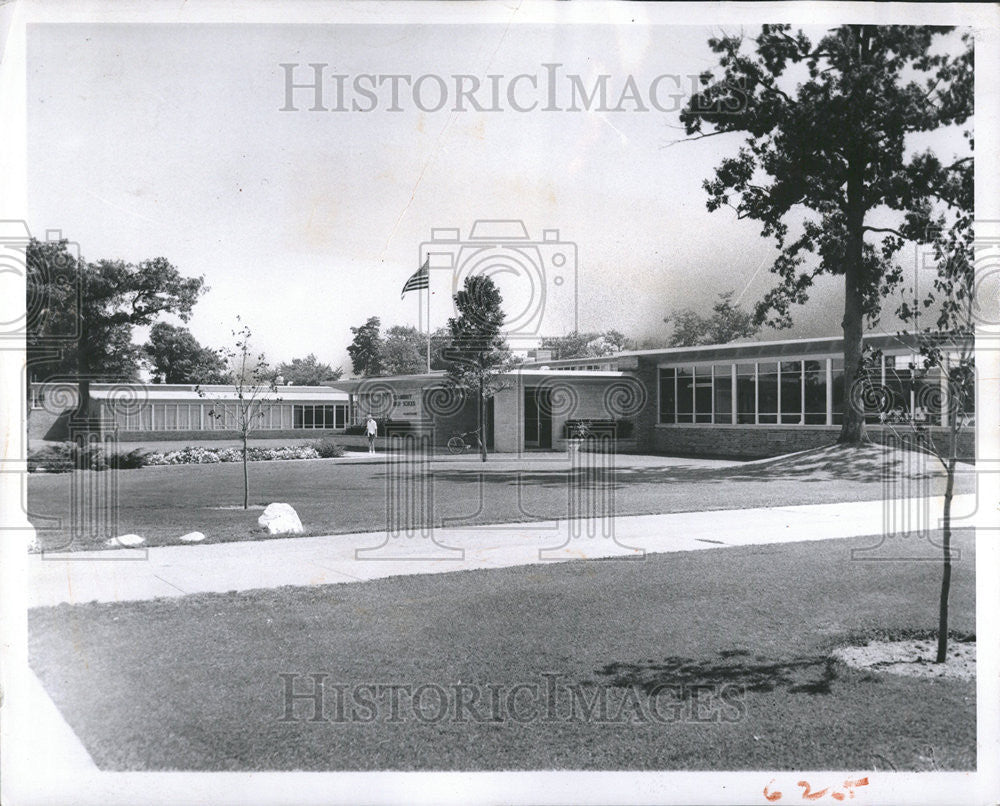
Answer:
xmin=179 ymin=531 xmax=206 ymax=543
xmin=257 ymin=503 xmax=303 ymax=535
xmin=104 ymin=533 xmax=145 ymax=547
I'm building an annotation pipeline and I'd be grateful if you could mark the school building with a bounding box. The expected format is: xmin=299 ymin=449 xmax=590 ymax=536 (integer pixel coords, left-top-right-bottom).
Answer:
xmin=28 ymin=332 xmax=974 ymax=459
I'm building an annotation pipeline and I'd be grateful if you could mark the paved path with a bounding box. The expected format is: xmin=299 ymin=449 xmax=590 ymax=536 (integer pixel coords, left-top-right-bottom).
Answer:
xmin=27 ymin=494 xmax=976 ymax=608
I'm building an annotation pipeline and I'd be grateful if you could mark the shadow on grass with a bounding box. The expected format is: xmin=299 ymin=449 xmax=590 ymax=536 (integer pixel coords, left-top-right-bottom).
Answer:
xmin=597 ymin=650 xmax=841 ymax=696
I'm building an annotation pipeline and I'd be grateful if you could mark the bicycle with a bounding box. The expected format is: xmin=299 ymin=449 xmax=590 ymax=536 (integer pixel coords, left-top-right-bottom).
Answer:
xmin=446 ymin=427 xmax=483 ymax=455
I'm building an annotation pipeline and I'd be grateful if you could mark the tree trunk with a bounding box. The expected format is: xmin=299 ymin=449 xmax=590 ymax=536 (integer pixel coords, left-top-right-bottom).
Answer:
xmin=936 ymin=416 xmax=959 ymax=663
xmin=838 ymin=28 xmax=870 ymax=447
xmin=242 ymin=432 xmax=250 ymax=510
xmin=838 ymin=263 xmax=866 ymax=444
xmin=479 ymin=381 xmax=487 ymax=463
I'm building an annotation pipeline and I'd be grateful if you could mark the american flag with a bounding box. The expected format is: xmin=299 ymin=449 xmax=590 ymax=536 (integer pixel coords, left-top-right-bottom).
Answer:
xmin=400 ymin=258 xmax=429 ymax=298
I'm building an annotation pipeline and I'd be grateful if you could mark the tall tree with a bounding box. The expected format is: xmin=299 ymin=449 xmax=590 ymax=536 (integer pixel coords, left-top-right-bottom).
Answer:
xmin=27 ymin=239 xmax=206 ymax=413
xmin=445 ymin=275 xmax=516 ymax=462
xmin=382 ymin=325 xmax=427 ymax=375
xmin=145 ymin=322 xmax=228 ymax=384
xmin=681 ymin=25 xmax=972 ymax=444
xmin=664 ymin=291 xmax=759 ymax=347
xmin=275 ymin=354 xmax=343 ymax=385
xmin=347 ymin=316 xmax=385 ymax=377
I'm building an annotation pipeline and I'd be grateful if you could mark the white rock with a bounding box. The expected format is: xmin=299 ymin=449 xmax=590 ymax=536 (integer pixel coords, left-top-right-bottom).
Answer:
xmin=257 ymin=503 xmax=303 ymax=535
xmin=179 ymin=531 xmax=206 ymax=543
xmin=105 ymin=533 xmax=145 ymax=547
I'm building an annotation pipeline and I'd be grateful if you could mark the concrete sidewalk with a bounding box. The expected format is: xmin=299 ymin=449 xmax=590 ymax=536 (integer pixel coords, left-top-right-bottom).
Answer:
xmin=28 ymin=494 xmax=976 ymax=608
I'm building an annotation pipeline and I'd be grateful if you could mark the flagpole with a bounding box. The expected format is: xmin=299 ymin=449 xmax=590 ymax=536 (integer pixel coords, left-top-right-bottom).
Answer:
xmin=425 ymin=281 xmax=431 ymax=373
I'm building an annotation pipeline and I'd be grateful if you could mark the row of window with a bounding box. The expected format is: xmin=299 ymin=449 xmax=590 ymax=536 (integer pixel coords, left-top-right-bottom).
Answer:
xmin=658 ymin=356 xmax=956 ymax=426
xmin=106 ymin=402 xmax=349 ymax=431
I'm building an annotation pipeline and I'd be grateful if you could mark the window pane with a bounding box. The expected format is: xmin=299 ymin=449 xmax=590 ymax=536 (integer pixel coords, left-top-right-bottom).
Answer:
xmin=714 ymin=365 xmax=732 ymax=422
xmin=659 ymin=368 xmax=676 ymax=424
xmin=757 ymin=363 xmax=778 ymax=424
xmin=780 ymin=361 xmax=802 ymax=424
xmin=884 ymin=360 xmax=914 ymax=423
xmin=736 ymin=364 xmax=755 ymax=424
xmin=830 ymin=359 xmax=846 ymax=425
xmin=804 ymin=360 xmax=826 ymax=425
xmin=694 ymin=365 xmax=712 ymax=423
xmin=294 ymin=405 xmax=303 ymax=428
xmin=676 ymin=368 xmax=693 ymax=423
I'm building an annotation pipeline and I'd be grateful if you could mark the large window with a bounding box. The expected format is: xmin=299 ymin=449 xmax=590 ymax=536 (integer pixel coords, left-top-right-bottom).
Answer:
xmin=656 ymin=353 xmax=955 ymax=428
xmin=294 ymin=404 xmax=348 ymax=429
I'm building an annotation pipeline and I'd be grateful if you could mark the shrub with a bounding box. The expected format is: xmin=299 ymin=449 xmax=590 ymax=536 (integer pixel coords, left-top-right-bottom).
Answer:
xmin=27 ymin=444 xmax=77 ymax=473
xmin=106 ymin=448 xmax=149 ymax=470
xmin=145 ymin=444 xmax=322 ymax=466
xmin=312 ymin=438 xmax=345 ymax=458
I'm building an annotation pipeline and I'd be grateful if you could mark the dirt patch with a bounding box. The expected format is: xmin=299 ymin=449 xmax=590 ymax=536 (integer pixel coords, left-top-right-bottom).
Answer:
xmin=833 ymin=639 xmax=975 ymax=680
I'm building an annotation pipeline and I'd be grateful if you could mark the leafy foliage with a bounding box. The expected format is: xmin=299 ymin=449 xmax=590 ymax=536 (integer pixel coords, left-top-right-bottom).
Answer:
xmin=347 ymin=317 xmax=385 ymax=377
xmin=145 ymin=322 xmax=228 ymax=384
xmin=540 ymin=329 xmax=636 ymax=360
xmin=444 ymin=275 xmax=516 ymax=461
xmin=275 ymin=354 xmax=343 ymax=386
xmin=664 ymin=291 xmax=759 ymax=347
xmin=27 ymin=239 xmax=206 ymax=384
xmin=681 ymin=24 xmax=973 ymax=442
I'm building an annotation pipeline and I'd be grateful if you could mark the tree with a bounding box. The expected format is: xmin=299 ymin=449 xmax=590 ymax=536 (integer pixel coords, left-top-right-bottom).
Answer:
xmin=145 ymin=322 xmax=228 ymax=384
xmin=198 ymin=320 xmax=280 ymax=509
xmin=664 ymin=291 xmax=759 ymax=347
xmin=540 ymin=329 xmax=636 ymax=359
xmin=275 ymin=354 xmax=343 ymax=386
xmin=382 ymin=325 xmax=427 ymax=375
xmin=445 ymin=275 xmax=517 ymax=462
xmin=858 ymin=160 xmax=972 ymax=663
xmin=681 ymin=25 xmax=973 ymax=444
xmin=27 ymin=239 xmax=206 ymax=414
xmin=347 ymin=316 xmax=385 ymax=377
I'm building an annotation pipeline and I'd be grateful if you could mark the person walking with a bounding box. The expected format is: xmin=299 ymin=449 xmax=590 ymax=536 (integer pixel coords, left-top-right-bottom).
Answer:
xmin=365 ymin=415 xmax=378 ymax=454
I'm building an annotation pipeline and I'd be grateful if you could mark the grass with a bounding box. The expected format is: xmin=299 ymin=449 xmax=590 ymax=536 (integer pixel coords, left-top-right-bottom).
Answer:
xmin=27 ymin=443 xmax=974 ymax=551
xmin=29 ymin=532 xmax=975 ymax=771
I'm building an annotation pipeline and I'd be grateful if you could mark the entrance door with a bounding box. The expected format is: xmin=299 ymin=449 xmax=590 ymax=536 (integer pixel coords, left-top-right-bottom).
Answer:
xmin=524 ymin=388 xmax=553 ymax=449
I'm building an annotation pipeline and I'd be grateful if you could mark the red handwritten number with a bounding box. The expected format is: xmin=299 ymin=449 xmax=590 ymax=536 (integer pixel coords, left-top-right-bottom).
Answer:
xmin=763 ymin=779 xmax=782 ymax=801
xmin=797 ymin=781 xmax=829 ymax=801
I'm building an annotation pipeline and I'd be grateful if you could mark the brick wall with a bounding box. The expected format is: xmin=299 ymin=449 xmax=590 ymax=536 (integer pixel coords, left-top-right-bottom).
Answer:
xmin=650 ymin=425 xmax=975 ymax=460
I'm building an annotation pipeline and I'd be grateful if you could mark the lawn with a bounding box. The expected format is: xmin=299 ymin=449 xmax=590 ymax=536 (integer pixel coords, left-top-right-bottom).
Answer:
xmin=27 ymin=444 xmax=974 ymax=551
xmin=29 ymin=532 xmax=976 ymax=771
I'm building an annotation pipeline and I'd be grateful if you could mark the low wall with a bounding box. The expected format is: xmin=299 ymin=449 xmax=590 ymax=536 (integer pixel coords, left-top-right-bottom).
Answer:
xmin=113 ymin=428 xmax=347 ymax=442
xmin=651 ymin=425 xmax=975 ymax=460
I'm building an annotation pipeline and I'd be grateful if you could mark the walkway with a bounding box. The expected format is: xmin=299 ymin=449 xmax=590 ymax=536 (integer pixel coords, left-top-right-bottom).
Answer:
xmin=27 ymin=494 xmax=975 ymax=608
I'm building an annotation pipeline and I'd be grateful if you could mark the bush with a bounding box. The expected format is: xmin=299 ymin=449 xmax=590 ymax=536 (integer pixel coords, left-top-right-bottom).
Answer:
xmin=28 ymin=444 xmax=77 ymax=473
xmin=27 ymin=442 xmax=113 ymax=472
xmin=106 ymin=448 xmax=149 ymax=470
xmin=145 ymin=444 xmax=322 ymax=466
xmin=312 ymin=438 xmax=345 ymax=458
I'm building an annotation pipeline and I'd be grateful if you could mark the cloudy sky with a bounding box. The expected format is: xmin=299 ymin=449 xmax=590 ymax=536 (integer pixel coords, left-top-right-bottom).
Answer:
xmin=26 ymin=20 xmax=969 ymax=371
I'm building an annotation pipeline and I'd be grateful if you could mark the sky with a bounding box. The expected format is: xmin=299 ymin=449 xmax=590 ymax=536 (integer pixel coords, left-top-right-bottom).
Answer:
xmin=26 ymin=22 xmax=971 ymax=373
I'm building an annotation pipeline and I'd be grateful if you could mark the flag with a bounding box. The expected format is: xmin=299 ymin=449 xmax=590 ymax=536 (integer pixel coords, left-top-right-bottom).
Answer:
xmin=401 ymin=258 xmax=429 ymax=298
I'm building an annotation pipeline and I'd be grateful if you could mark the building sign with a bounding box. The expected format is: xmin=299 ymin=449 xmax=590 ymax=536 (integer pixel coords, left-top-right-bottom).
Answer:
xmin=390 ymin=391 xmax=422 ymax=420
